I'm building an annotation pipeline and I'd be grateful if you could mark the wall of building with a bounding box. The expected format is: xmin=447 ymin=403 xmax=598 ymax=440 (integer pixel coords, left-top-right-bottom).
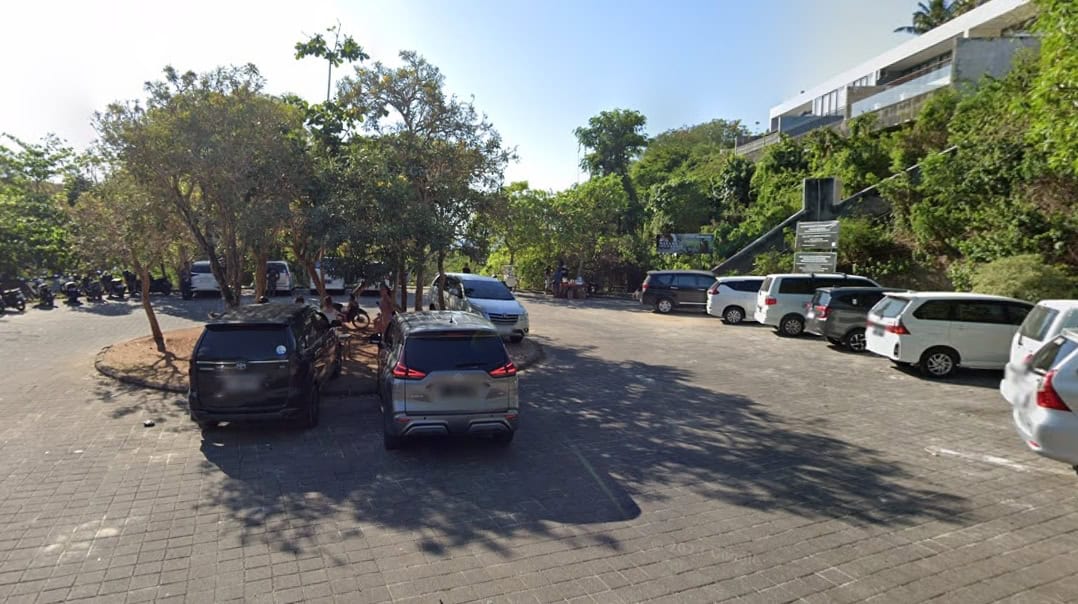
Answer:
xmin=952 ymin=36 xmax=1040 ymax=88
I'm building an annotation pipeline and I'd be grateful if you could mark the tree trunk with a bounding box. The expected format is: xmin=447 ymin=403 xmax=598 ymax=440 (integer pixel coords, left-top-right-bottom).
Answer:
xmin=437 ymin=250 xmax=447 ymax=310
xmin=254 ymin=250 xmax=268 ymax=300
xmin=132 ymin=255 xmax=166 ymax=353
xmin=397 ymin=262 xmax=408 ymax=311
xmin=413 ymin=264 xmax=425 ymax=312
xmin=295 ymin=244 xmax=326 ymax=303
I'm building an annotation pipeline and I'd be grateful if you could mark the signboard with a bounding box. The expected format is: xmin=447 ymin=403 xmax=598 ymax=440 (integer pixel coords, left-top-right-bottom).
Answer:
xmin=795 ymin=220 xmax=840 ymax=251
xmin=794 ymin=252 xmax=837 ymax=274
xmin=656 ymin=233 xmax=714 ymax=255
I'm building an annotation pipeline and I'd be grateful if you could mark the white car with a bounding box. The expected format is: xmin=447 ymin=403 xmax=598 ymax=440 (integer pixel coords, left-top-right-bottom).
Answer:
xmin=753 ymin=273 xmax=879 ymax=336
xmin=189 ymin=261 xmax=219 ymax=295
xmin=1001 ymin=330 xmax=1078 ymax=469
xmin=1010 ymin=300 xmax=1078 ymax=365
xmin=865 ymin=292 xmax=1033 ymax=378
xmin=706 ymin=276 xmax=764 ymax=324
xmin=426 ymin=273 xmax=529 ymax=342
xmin=311 ymin=259 xmax=346 ymax=293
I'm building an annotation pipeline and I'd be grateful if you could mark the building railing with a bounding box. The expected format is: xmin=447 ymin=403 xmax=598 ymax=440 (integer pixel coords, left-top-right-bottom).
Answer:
xmin=851 ymin=63 xmax=953 ymax=118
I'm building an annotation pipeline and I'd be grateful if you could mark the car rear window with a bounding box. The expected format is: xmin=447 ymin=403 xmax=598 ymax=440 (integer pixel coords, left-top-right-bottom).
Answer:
xmin=268 ymin=262 xmax=289 ymax=274
xmin=192 ymin=263 xmax=212 ymax=274
xmin=404 ymin=332 xmax=509 ymax=373
xmin=1020 ymin=305 xmax=1060 ymax=341
xmin=197 ymin=325 xmax=292 ymax=361
xmin=760 ymin=277 xmax=772 ymax=293
xmin=813 ymin=290 xmax=831 ymax=307
xmin=647 ymin=273 xmax=673 ymax=287
xmin=1031 ymin=336 xmax=1078 ymax=372
xmin=733 ymin=279 xmax=763 ymax=292
xmin=874 ymin=296 xmax=910 ymax=318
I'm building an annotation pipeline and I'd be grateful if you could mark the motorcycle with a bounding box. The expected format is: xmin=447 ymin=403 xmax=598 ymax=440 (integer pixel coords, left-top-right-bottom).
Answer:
xmin=64 ymin=281 xmax=82 ymax=305
xmin=82 ymin=278 xmax=104 ymax=303
xmin=102 ymin=275 xmax=125 ymax=300
xmin=1 ymin=288 xmax=27 ymax=312
xmin=334 ymin=302 xmax=370 ymax=329
xmin=36 ymin=283 xmax=54 ymax=308
xmin=131 ymin=275 xmax=173 ymax=296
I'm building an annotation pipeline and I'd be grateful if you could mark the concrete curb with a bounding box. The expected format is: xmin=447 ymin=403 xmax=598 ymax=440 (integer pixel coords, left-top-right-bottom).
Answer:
xmin=95 ymin=345 xmax=187 ymax=394
xmin=96 ymin=337 xmax=545 ymax=396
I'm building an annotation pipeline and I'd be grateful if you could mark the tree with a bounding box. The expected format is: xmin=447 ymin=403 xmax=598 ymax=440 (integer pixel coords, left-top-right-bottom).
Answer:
xmin=1029 ymin=0 xmax=1078 ymax=176
xmin=96 ymin=65 xmax=308 ymax=308
xmin=893 ymin=0 xmax=984 ymax=34
xmin=339 ymin=51 xmax=512 ymax=310
xmin=574 ymin=109 xmax=648 ymax=231
xmin=0 ymin=134 xmax=74 ymax=277
xmin=295 ymin=23 xmax=369 ymax=103
xmin=69 ymin=171 xmax=187 ymax=351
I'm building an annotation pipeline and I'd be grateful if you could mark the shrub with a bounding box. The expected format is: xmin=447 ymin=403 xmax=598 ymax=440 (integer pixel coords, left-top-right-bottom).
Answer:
xmin=969 ymin=254 xmax=1076 ymax=301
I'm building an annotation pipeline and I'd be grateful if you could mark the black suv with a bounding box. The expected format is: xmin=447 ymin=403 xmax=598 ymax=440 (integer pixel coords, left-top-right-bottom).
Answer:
xmin=188 ymin=304 xmax=341 ymax=430
xmin=641 ymin=270 xmax=717 ymax=314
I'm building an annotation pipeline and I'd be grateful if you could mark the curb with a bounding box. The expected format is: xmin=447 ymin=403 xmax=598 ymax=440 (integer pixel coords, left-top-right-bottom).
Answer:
xmin=94 ymin=345 xmax=187 ymax=394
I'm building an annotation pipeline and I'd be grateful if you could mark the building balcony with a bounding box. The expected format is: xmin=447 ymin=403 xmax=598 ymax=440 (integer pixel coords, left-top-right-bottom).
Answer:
xmin=851 ymin=63 xmax=952 ymax=119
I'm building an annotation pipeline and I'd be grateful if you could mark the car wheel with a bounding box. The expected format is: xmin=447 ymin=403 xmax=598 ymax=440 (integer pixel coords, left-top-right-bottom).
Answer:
xmin=654 ymin=298 xmax=674 ymax=314
xmin=303 ymin=387 xmax=321 ymax=428
xmin=844 ymin=329 xmax=867 ymax=353
xmin=826 ymin=337 xmax=842 ymax=345
xmin=778 ymin=314 xmax=804 ymax=337
xmin=15 ymin=299 xmax=25 ymax=312
xmin=920 ymin=347 xmax=958 ymax=378
xmin=493 ymin=431 xmax=514 ymax=446
xmin=383 ymin=417 xmax=402 ymax=450
xmin=722 ymin=306 xmax=745 ymax=324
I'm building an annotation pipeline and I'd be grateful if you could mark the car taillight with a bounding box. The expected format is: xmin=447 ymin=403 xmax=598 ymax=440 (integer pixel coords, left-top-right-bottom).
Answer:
xmin=641 ymin=281 xmax=649 ymax=291
xmin=708 ymin=285 xmax=719 ymax=295
xmin=886 ymin=322 xmax=909 ymax=335
xmin=489 ymin=361 xmax=517 ymax=378
xmin=765 ymin=297 xmax=777 ymax=306
xmin=1037 ymin=370 xmax=1071 ymax=411
xmin=814 ymin=304 xmax=829 ymax=319
xmin=391 ymin=360 xmax=426 ymax=380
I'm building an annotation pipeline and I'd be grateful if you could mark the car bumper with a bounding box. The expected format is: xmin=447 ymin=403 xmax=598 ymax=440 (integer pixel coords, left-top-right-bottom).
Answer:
xmin=490 ymin=318 xmax=528 ymax=339
xmin=753 ymin=308 xmax=776 ymax=326
xmin=1013 ymin=405 xmax=1078 ymax=466
xmin=189 ymin=392 xmax=300 ymax=423
xmin=386 ymin=412 xmax=519 ymax=438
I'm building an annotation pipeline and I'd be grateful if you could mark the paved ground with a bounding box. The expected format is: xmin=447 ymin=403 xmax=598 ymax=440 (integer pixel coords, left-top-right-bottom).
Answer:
xmin=2 ymin=292 xmax=1078 ymax=603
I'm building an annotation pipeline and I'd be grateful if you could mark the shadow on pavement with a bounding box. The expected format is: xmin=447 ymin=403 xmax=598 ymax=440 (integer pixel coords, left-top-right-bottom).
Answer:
xmin=91 ymin=338 xmax=969 ymax=561
xmin=891 ymin=362 xmax=1003 ymax=390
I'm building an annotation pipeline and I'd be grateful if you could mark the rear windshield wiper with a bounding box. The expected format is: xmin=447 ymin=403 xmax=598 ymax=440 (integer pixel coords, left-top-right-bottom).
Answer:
xmin=454 ymin=362 xmax=484 ymax=368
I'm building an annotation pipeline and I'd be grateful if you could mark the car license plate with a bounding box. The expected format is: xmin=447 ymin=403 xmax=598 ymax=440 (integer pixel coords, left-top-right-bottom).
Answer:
xmin=225 ymin=374 xmax=261 ymax=392
xmin=441 ymin=384 xmax=475 ymax=398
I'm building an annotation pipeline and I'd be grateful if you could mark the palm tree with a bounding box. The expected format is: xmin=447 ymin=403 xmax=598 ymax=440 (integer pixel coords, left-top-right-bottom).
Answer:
xmin=894 ymin=0 xmax=986 ymax=34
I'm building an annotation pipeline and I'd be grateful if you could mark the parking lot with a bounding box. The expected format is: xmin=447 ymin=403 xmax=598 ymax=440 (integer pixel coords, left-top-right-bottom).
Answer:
xmin=2 ymin=293 xmax=1078 ymax=603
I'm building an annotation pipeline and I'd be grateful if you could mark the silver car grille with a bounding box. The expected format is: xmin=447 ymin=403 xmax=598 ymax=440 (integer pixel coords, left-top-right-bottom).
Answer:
xmin=488 ymin=313 xmax=518 ymax=325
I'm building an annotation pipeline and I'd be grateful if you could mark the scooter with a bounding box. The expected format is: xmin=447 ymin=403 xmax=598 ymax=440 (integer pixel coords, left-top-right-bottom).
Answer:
xmin=335 ymin=302 xmax=370 ymax=329
xmin=1 ymin=288 xmax=27 ymax=312
xmin=131 ymin=275 xmax=173 ymax=296
xmin=36 ymin=283 xmax=54 ymax=308
xmin=104 ymin=276 xmax=126 ymax=300
xmin=64 ymin=281 xmax=82 ymax=305
xmin=83 ymin=278 xmax=104 ymax=303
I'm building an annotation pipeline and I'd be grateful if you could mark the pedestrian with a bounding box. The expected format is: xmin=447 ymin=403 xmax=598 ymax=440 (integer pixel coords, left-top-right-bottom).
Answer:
xmin=462 ymin=265 xmax=471 ymax=274
xmin=267 ymin=266 xmax=280 ymax=297
xmin=322 ymin=296 xmax=341 ymax=326
xmin=375 ymin=284 xmax=396 ymax=335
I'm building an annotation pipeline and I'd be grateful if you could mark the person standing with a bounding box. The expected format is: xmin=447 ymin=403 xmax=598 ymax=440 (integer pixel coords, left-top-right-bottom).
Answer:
xmin=375 ymin=284 xmax=396 ymax=335
xmin=267 ymin=266 xmax=280 ymax=297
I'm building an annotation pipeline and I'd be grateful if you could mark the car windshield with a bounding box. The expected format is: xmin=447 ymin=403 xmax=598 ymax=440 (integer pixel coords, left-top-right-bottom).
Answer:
xmin=874 ymin=296 xmax=909 ymax=318
xmin=197 ymin=325 xmax=291 ymax=361
xmin=267 ymin=262 xmax=288 ymax=273
xmin=813 ymin=291 xmax=831 ymax=307
xmin=191 ymin=263 xmax=212 ymax=274
xmin=404 ymin=332 xmax=509 ymax=373
xmin=463 ymin=280 xmax=514 ymax=300
xmin=1019 ymin=305 xmax=1060 ymax=341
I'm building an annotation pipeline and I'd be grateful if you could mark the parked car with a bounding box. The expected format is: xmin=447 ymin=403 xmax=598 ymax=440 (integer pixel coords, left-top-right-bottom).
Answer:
xmin=1001 ymin=330 xmax=1078 ymax=470
xmin=806 ymin=286 xmax=905 ymax=352
xmin=865 ymin=292 xmax=1033 ymax=378
xmin=265 ymin=261 xmax=295 ymax=294
xmin=371 ymin=311 xmax=519 ymax=450
xmin=641 ymin=270 xmax=717 ymax=314
xmin=1009 ymin=300 xmax=1078 ymax=365
xmin=189 ymin=261 xmax=220 ymax=295
xmin=311 ymin=258 xmax=346 ymax=293
xmin=754 ymin=273 xmax=879 ymax=336
xmin=705 ymin=276 xmax=764 ymax=324
xmin=425 ymin=273 xmax=529 ymax=342
xmin=187 ymin=304 xmax=341 ymax=430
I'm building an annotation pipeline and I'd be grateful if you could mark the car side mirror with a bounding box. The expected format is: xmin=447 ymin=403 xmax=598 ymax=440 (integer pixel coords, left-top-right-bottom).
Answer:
xmin=368 ymin=333 xmax=382 ymax=346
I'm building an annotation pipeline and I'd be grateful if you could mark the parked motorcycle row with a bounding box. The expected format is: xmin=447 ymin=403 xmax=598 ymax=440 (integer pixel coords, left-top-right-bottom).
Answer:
xmin=0 ymin=271 xmax=176 ymax=313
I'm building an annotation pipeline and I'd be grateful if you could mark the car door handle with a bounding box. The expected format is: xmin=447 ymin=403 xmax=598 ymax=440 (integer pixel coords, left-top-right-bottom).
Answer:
xmin=669 ymin=286 xmax=679 ymax=290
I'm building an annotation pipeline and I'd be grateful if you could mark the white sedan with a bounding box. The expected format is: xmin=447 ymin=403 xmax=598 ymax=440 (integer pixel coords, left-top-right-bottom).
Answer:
xmin=1001 ymin=330 xmax=1078 ymax=470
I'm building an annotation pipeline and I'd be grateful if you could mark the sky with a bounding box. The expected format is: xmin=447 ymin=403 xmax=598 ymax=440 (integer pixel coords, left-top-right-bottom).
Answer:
xmin=0 ymin=0 xmax=918 ymax=191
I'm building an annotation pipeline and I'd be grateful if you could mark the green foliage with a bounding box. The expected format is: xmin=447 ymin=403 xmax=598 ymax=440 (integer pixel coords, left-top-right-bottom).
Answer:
xmin=0 ymin=134 xmax=74 ymax=276
xmin=752 ymin=250 xmax=793 ymax=275
xmin=970 ymin=254 xmax=1076 ymax=301
xmin=894 ymin=0 xmax=986 ymax=35
xmin=574 ymin=109 xmax=647 ymax=178
xmin=1029 ymin=0 xmax=1078 ymax=176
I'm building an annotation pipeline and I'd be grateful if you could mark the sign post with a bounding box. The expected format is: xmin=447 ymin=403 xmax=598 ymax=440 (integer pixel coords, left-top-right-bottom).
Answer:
xmin=794 ymin=220 xmax=840 ymax=273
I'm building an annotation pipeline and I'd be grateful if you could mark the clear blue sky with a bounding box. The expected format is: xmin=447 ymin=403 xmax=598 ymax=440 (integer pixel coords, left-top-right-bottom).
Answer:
xmin=1 ymin=0 xmax=918 ymax=190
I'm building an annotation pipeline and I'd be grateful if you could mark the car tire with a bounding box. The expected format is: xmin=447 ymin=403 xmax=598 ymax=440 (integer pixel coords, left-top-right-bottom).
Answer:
xmin=826 ymin=337 xmax=842 ymax=345
xmin=654 ymin=298 xmax=674 ymax=314
xmin=778 ymin=314 xmax=804 ymax=337
xmin=844 ymin=329 xmax=867 ymax=353
xmin=920 ymin=347 xmax=958 ymax=378
xmin=722 ymin=306 xmax=745 ymax=324
xmin=303 ymin=387 xmax=321 ymax=428
xmin=196 ymin=420 xmax=219 ymax=431
xmin=493 ymin=431 xmax=514 ymax=446
xmin=383 ymin=419 xmax=402 ymax=450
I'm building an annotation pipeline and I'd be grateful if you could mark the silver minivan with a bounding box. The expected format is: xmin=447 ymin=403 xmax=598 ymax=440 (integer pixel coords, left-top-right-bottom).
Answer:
xmin=754 ymin=273 xmax=879 ymax=336
xmin=371 ymin=311 xmax=519 ymax=450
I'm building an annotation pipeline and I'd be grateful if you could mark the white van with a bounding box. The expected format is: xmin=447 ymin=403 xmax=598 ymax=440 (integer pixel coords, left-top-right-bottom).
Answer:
xmin=1010 ymin=300 xmax=1078 ymax=365
xmin=754 ymin=273 xmax=879 ymax=336
xmin=311 ymin=259 xmax=346 ymax=293
xmin=706 ymin=276 xmax=764 ymax=324
xmin=189 ymin=261 xmax=220 ymax=294
xmin=865 ymin=292 xmax=1033 ymax=378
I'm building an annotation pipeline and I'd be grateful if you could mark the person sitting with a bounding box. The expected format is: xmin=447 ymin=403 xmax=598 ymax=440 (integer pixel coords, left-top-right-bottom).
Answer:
xmin=256 ymin=295 xmax=270 ymax=304
xmin=321 ymin=296 xmax=341 ymax=325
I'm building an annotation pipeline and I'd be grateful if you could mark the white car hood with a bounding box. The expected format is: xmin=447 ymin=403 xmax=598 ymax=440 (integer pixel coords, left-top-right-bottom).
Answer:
xmin=468 ymin=297 xmax=524 ymax=315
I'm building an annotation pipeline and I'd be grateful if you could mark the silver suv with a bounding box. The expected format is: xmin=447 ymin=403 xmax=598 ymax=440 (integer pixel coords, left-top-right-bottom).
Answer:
xmin=370 ymin=311 xmax=519 ymax=450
